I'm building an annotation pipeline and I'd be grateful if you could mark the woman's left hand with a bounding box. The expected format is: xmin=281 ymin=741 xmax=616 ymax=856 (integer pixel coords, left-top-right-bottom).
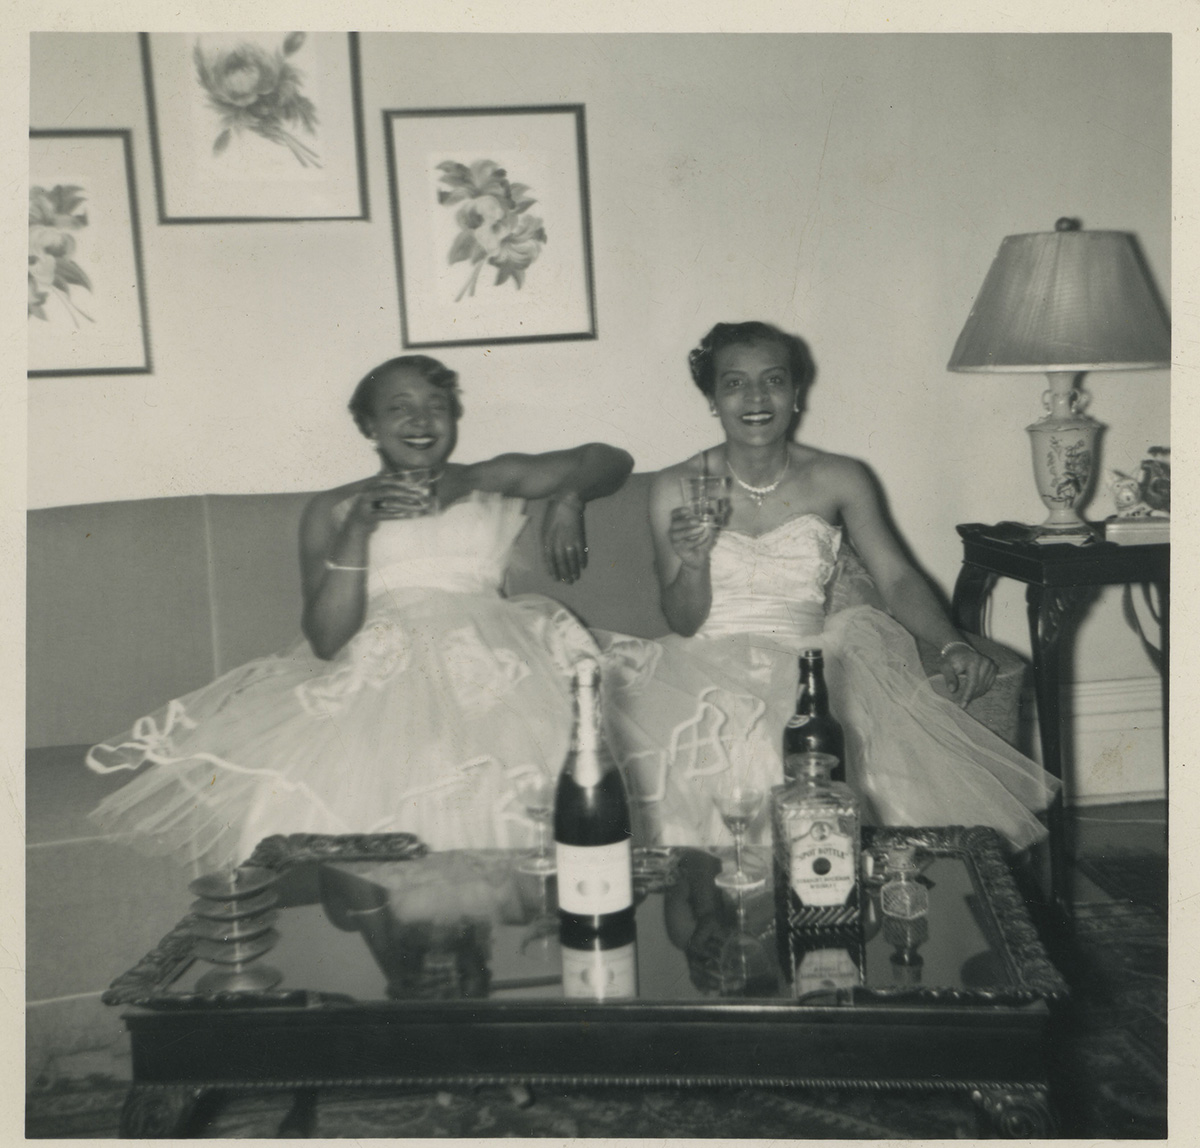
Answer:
xmin=940 ymin=641 xmax=997 ymax=708
xmin=542 ymin=494 xmax=588 ymax=583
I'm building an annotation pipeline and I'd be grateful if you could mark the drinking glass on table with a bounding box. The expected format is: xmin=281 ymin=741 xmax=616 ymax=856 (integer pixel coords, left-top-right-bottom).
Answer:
xmin=515 ymin=770 xmax=557 ymax=875
xmin=712 ymin=782 xmax=766 ymax=891
xmin=681 ymin=474 xmax=732 ymax=536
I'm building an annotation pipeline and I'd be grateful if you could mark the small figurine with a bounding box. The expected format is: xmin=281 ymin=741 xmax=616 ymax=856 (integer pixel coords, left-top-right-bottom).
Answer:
xmin=1109 ymin=446 xmax=1170 ymax=519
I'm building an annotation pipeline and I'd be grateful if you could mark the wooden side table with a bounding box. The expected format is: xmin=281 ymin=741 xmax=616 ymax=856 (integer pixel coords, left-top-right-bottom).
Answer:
xmin=950 ymin=523 xmax=1169 ymax=921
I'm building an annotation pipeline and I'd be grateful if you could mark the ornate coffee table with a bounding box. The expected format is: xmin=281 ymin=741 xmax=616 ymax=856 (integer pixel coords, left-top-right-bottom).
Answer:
xmin=104 ymin=826 xmax=1067 ymax=1138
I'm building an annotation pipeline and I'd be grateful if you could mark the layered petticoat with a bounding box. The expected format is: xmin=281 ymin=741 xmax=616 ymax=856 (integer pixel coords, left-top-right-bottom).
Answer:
xmin=86 ymin=494 xmax=599 ymax=870
xmin=596 ymin=603 xmax=1058 ymax=853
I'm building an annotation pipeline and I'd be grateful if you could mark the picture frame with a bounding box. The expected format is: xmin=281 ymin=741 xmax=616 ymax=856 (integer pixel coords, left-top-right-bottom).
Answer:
xmin=384 ymin=105 xmax=597 ymax=348
xmin=141 ymin=31 xmax=368 ymax=223
xmin=28 ymin=129 xmax=152 ymax=377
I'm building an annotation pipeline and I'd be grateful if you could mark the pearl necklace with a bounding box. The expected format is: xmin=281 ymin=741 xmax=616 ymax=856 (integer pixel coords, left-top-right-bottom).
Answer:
xmin=727 ymin=455 xmax=789 ymax=506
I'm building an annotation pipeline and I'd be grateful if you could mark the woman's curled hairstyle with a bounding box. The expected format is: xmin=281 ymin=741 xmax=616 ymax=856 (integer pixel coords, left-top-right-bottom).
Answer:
xmin=687 ymin=321 xmax=816 ymax=398
xmin=348 ymin=354 xmax=463 ymax=434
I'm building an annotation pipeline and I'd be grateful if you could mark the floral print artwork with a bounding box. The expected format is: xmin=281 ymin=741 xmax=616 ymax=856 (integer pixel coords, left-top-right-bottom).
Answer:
xmin=437 ymin=159 xmax=547 ymax=301
xmin=193 ymin=32 xmax=321 ymax=168
xmin=28 ymin=184 xmax=93 ymax=325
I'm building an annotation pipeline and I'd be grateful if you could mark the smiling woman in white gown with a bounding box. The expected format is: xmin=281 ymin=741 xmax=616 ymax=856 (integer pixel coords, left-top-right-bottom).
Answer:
xmin=86 ymin=355 xmax=632 ymax=869
xmin=595 ymin=322 xmax=1057 ymax=852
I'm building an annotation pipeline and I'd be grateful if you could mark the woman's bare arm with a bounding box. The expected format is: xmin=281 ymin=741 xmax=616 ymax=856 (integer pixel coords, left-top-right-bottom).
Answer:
xmin=826 ymin=457 xmax=996 ymax=705
xmin=465 ymin=443 xmax=634 ymax=583
xmin=650 ymin=464 xmax=719 ymax=636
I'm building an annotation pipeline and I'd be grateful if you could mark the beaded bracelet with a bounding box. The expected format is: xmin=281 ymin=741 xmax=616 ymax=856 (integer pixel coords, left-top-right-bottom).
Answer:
xmin=939 ymin=639 xmax=973 ymax=658
xmin=325 ymin=559 xmax=368 ymax=572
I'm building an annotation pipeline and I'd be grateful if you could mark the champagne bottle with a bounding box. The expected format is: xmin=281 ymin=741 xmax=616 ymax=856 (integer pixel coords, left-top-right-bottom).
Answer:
xmin=783 ymin=649 xmax=845 ymax=782
xmin=554 ymin=659 xmax=634 ymax=937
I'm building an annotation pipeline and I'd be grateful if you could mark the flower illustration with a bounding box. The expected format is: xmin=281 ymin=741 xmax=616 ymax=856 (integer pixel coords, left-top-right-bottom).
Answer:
xmin=29 ymin=184 xmax=93 ymax=325
xmin=193 ymin=32 xmax=321 ymax=168
xmin=437 ymin=159 xmax=547 ymax=301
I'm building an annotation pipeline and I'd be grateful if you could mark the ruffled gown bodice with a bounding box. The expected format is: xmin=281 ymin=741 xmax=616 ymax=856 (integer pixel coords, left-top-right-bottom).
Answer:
xmin=361 ymin=491 xmax=527 ymax=600
xmin=697 ymin=513 xmax=841 ymax=644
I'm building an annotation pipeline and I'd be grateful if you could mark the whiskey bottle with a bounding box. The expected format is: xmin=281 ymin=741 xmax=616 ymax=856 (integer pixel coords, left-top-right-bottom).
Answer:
xmin=771 ymin=751 xmax=861 ymax=929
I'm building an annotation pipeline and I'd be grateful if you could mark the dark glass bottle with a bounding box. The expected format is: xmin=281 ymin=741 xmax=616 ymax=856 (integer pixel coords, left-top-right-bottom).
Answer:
xmin=553 ymin=659 xmax=634 ymax=940
xmin=783 ymin=649 xmax=845 ymax=782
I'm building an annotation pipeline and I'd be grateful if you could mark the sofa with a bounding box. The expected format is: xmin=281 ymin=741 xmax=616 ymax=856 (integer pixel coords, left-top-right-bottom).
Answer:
xmin=25 ymin=474 xmax=1026 ymax=1081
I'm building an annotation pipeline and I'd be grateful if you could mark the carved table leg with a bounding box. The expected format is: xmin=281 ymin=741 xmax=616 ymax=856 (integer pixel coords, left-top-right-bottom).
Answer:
xmin=1026 ymin=582 xmax=1096 ymax=925
xmin=119 ymin=1083 xmax=210 ymax=1138
xmin=971 ymin=1085 xmax=1057 ymax=1137
xmin=951 ymin=564 xmax=999 ymax=636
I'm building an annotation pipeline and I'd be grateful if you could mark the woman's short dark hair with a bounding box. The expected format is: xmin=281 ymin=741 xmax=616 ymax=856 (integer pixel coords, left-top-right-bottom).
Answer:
xmin=687 ymin=321 xmax=816 ymax=398
xmin=348 ymin=355 xmax=463 ymax=434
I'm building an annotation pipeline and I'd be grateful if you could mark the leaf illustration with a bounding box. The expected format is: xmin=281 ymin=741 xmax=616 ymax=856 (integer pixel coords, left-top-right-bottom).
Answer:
xmin=55 ymin=258 xmax=92 ymax=291
xmin=283 ymin=31 xmax=306 ymax=55
xmin=213 ymin=128 xmax=231 ymax=154
xmin=447 ymin=230 xmax=480 ymax=265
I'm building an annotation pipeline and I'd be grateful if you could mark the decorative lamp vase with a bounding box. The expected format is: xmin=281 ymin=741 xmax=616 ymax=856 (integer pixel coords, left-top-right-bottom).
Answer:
xmin=1026 ymin=371 xmax=1100 ymax=540
xmin=948 ymin=218 xmax=1170 ymax=545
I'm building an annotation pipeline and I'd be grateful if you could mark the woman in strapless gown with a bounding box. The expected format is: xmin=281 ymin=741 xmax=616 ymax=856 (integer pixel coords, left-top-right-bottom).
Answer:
xmin=596 ymin=322 xmax=1056 ymax=852
xmin=86 ymin=355 xmax=632 ymax=869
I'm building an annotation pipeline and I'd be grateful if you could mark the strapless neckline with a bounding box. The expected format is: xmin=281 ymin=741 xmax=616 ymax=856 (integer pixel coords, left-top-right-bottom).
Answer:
xmin=720 ymin=511 xmax=840 ymax=543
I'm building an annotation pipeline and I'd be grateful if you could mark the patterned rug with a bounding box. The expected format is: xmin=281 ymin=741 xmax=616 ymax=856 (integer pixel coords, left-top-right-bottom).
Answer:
xmin=27 ymin=856 xmax=1167 ymax=1139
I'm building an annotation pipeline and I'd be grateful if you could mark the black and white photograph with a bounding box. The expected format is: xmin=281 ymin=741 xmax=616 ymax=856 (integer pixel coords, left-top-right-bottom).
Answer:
xmin=16 ymin=9 xmax=1189 ymax=1142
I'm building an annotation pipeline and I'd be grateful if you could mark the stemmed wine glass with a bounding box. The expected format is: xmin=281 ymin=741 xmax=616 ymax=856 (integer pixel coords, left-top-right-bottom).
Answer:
xmin=712 ymin=784 xmax=766 ymax=890
xmin=515 ymin=771 xmax=557 ymax=875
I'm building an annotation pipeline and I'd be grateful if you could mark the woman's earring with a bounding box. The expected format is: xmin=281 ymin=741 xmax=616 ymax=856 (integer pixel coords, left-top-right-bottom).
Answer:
xmin=709 ymin=407 xmax=719 ymax=417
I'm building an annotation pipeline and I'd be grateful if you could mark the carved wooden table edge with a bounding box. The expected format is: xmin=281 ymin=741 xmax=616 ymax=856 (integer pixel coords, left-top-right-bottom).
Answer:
xmin=108 ymin=827 xmax=1065 ymax=1139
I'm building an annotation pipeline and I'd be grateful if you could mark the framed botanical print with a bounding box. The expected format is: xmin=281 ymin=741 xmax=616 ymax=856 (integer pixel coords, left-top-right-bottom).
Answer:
xmin=141 ymin=31 xmax=368 ymax=223
xmin=28 ymin=129 xmax=152 ymax=377
xmin=384 ymin=105 xmax=597 ymax=348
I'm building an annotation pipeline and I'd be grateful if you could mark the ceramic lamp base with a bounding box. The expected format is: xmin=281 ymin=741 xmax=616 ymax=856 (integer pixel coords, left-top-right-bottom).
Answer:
xmin=1026 ymin=371 xmax=1101 ymax=543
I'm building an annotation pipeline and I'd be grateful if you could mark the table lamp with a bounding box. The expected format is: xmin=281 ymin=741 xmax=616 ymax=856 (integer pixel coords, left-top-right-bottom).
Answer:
xmin=947 ymin=218 xmax=1170 ymax=544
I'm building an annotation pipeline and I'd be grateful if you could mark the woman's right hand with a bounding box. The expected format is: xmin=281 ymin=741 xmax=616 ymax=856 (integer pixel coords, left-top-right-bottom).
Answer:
xmin=669 ymin=506 xmax=720 ymax=569
xmin=347 ymin=473 xmax=432 ymax=528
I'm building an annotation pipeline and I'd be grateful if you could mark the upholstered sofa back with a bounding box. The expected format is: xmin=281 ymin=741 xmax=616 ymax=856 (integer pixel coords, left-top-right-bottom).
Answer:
xmin=27 ymin=473 xmax=1020 ymax=750
xmin=26 ymin=477 xmax=668 ymax=748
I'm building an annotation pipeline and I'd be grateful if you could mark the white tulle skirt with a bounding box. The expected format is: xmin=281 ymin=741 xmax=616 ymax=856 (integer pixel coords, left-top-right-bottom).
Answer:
xmin=86 ymin=589 xmax=599 ymax=869
xmin=595 ymin=605 xmax=1057 ymax=852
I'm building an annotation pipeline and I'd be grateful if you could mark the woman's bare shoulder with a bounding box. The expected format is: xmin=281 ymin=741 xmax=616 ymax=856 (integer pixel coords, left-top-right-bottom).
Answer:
xmin=795 ymin=445 xmax=871 ymax=483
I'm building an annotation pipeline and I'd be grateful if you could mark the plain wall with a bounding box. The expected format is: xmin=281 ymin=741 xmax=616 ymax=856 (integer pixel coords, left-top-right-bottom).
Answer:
xmin=28 ymin=32 xmax=1171 ymax=680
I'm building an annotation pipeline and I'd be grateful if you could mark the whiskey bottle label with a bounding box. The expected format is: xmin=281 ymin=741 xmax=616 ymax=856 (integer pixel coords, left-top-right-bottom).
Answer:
xmin=786 ymin=816 xmax=856 ymax=907
xmin=794 ymin=944 xmax=863 ymax=997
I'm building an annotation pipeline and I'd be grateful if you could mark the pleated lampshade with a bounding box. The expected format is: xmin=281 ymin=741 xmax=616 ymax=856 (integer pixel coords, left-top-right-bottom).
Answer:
xmin=947 ymin=222 xmax=1170 ymax=373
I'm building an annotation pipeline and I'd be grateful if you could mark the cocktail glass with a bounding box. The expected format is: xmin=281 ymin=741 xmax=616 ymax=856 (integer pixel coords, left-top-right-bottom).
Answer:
xmin=515 ymin=772 xmax=557 ymax=875
xmin=681 ymin=474 xmax=732 ymax=534
xmin=713 ymin=785 xmax=766 ymax=890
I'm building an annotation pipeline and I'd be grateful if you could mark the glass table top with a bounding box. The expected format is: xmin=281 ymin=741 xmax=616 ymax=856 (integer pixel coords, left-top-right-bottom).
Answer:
xmin=152 ymin=835 xmax=1041 ymax=1007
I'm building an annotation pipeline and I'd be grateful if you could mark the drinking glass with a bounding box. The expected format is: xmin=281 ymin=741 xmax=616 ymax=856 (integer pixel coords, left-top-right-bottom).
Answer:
xmin=398 ymin=466 xmax=439 ymax=516
xmin=515 ymin=772 xmax=557 ymax=875
xmin=681 ymin=474 xmax=732 ymax=534
xmin=713 ymin=785 xmax=766 ymax=890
